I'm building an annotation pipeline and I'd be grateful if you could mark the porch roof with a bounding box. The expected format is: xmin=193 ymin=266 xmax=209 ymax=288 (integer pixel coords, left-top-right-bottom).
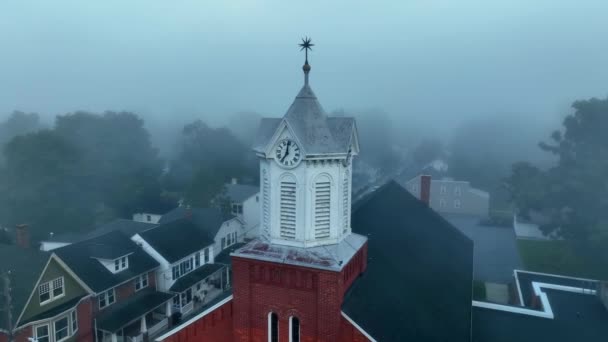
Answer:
xmin=96 ymin=289 xmax=173 ymax=332
xmin=169 ymin=263 xmax=225 ymax=293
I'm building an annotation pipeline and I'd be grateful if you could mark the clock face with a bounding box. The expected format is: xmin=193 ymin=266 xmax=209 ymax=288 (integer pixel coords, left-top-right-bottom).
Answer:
xmin=275 ymin=139 xmax=302 ymax=167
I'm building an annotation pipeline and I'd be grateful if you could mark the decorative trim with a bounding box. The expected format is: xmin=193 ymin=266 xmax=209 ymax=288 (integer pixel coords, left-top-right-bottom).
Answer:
xmin=341 ymin=311 xmax=377 ymax=342
xmin=154 ymin=295 xmax=234 ymax=341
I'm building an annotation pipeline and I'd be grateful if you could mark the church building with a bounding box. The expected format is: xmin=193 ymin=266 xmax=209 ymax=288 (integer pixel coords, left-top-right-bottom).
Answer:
xmin=154 ymin=39 xmax=474 ymax=342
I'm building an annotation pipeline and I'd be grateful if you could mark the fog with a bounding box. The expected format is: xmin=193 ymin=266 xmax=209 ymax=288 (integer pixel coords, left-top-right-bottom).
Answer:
xmin=1 ymin=0 xmax=608 ymax=160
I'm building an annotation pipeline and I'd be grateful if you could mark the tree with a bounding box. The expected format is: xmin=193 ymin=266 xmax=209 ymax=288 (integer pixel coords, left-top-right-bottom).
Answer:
xmin=165 ymin=120 xmax=257 ymax=207
xmin=0 ymin=130 xmax=95 ymax=240
xmin=412 ymin=139 xmax=445 ymax=166
xmin=0 ymin=111 xmax=42 ymax=163
xmin=507 ymin=97 xmax=608 ymax=263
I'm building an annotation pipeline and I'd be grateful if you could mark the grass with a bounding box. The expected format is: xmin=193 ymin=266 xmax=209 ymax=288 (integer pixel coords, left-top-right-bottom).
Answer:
xmin=517 ymin=239 xmax=608 ymax=280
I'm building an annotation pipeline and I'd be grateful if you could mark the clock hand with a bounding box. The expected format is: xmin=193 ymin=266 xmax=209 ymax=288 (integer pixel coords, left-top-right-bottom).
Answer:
xmin=281 ymin=144 xmax=290 ymax=162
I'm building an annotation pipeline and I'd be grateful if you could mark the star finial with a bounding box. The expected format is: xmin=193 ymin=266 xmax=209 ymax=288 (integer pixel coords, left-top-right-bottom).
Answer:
xmin=299 ymin=36 xmax=314 ymax=63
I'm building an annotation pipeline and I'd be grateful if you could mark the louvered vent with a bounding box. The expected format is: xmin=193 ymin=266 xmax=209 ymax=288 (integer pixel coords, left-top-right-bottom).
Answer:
xmin=262 ymin=171 xmax=270 ymax=236
xmin=315 ymin=180 xmax=331 ymax=239
xmin=280 ymin=181 xmax=297 ymax=239
xmin=343 ymin=170 xmax=349 ymax=233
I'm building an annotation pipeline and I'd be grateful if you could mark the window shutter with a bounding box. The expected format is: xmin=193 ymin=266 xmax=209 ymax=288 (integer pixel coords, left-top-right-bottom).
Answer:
xmin=280 ymin=180 xmax=297 ymax=239
xmin=314 ymin=178 xmax=331 ymax=239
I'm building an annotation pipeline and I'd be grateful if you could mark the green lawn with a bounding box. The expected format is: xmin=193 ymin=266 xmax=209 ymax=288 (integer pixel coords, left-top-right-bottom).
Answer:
xmin=517 ymin=239 xmax=608 ymax=280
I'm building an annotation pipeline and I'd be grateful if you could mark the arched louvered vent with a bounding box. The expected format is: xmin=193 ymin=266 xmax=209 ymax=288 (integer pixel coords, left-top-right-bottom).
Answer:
xmin=280 ymin=177 xmax=297 ymax=239
xmin=262 ymin=170 xmax=270 ymax=236
xmin=343 ymin=169 xmax=349 ymax=233
xmin=314 ymin=176 xmax=331 ymax=239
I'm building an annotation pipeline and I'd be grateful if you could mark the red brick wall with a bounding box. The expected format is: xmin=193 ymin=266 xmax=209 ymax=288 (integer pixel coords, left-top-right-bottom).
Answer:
xmin=76 ymin=297 xmax=95 ymax=342
xmin=162 ymin=299 xmax=234 ymax=342
xmin=232 ymin=242 xmax=368 ymax=342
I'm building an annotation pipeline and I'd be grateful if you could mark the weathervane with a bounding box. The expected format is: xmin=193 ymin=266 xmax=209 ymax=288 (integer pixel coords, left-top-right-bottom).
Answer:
xmin=299 ymin=37 xmax=314 ymax=85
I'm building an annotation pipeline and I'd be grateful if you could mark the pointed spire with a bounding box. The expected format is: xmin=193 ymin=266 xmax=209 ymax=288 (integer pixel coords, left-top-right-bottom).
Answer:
xmin=299 ymin=37 xmax=314 ymax=86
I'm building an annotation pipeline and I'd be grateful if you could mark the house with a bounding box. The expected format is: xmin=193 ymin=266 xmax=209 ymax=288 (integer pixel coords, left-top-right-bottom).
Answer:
xmin=0 ymin=246 xmax=52 ymax=342
xmin=39 ymin=219 xmax=158 ymax=252
xmin=53 ymin=230 xmax=173 ymax=342
xmin=132 ymin=219 xmax=226 ymax=317
xmin=223 ymin=180 xmax=260 ymax=238
xmin=405 ymin=174 xmax=490 ymax=217
xmin=132 ymin=213 xmax=162 ymax=224
xmin=158 ymin=207 xmax=244 ymax=258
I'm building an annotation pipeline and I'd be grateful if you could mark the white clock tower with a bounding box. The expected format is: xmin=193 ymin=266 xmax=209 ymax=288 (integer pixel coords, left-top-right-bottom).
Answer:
xmin=252 ymin=39 xmax=360 ymax=248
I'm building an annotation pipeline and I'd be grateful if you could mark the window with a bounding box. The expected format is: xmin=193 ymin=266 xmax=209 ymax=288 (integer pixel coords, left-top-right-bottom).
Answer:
xmin=195 ymin=252 xmax=201 ymax=267
xmin=54 ymin=316 xmax=69 ymax=341
xmin=290 ymin=317 xmax=300 ymax=342
xmin=221 ymin=237 xmax=226 ymax=249
xmin=172 ymin=265 xmax=180 ymax=280
xmin=280 ymin=178 xmax=297 ymax=239
xmin=135 ymin=274 xmax=148 ymax=291
xmin=440 ymin=185 xmax=447 ymax=195
xmin=454 ymin=186 xmax=462 ymax=196
xmin=439 ymin=199 xmax=447 ymax=208
xmin=35 ymin=324 xmax=50 ymax=342
xmin=39 ymin=277 xmax=64 ymax=304
xmin=98 ymin=289 xmax=115 ymax=309
xmin=181 ymin=288 xmax=192 ymax=306
xmin=146 ymin=214 xmax=152 ymax=222
xmin=71 ymin=310 xmax=78 ymax=335
xmin=204 ymin=248 xmax=210 ymax=263
xmin=231 ymin=203 xmax=243 ymax=215
xmin=256 ymin=195 xmax=259 ymax=202
xmin=269 ymin=312 xmax=279 ymax=342
xmin=454 ymin=199 xmax=461 ymax=209
xmin=114 ymin=256 xmax=128 ymax=272
xmin=314 ymin=176 xmax=331 ymax=239
xmin=411 ymin=184 xmax=419 ymax=193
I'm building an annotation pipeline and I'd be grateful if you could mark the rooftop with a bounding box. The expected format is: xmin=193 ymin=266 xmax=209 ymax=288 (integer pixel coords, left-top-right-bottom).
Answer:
xmin=231 ymin=234 xmax=367 ymax=272
xmin=342 ymin=180 xmax=474 ymax=342
xmin=473 ymin=272 xmax=608 ymax=341
xmin=223 ymin=183 xmax=259 ymax=203
xmin=96 ymin=289 xmax=173 ymax=333
xmin=169 ymin=263 xmax=225 ymax=292
xmin=139 ymin=218 xmax=215 ymax=263
xmin=54 ymin=230 xmax=159 ymax=293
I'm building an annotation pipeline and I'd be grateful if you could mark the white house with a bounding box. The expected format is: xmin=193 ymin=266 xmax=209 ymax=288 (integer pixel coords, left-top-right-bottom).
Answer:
xmin=223 ymin=180 xmax=260 ymax=239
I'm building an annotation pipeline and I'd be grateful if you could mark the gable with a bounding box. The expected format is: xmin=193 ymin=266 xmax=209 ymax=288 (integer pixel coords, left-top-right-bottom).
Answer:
xmin=18 ymin=256 xmax=89 ymax=326
xmin=263 ymin=119 xmax=306 ymax=158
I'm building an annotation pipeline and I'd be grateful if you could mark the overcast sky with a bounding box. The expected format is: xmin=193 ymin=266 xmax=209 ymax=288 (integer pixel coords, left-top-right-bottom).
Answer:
xmin=1 ymin=0 xmax=607 ymax=136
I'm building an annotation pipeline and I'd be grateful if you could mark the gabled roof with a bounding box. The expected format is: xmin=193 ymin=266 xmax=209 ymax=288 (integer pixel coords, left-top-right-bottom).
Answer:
xmin=169 ymin=263 xmax=225 ymax=292
xmin=342 ymin=181 xmax=474 ymax=342
xmin=252 ymin=84 xmax=356 ymax=156
xmin=43 ymin=219 xmax=158 ymax=243
xmin=159 ymin=207 xmax=235 ymax=241
xmin=0 ymin=246 xmax=49 ymax=330
xmin=139 ymin=218 xmax=215 ymax=263
xmin=224 ymin=183 xmax=259 ymax=203
xmin=54 ymin=230 xmax=159 ymax=293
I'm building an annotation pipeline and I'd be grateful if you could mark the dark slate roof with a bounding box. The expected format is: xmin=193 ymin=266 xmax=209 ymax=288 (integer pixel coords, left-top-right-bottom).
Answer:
xmin=252 ymin=83 xmax=355 ymax=156
xmin=516 ymin=270 xmax=599 ymax=307
xmin=169 ymin=263 xmax=225 ymax=292
xmin=215 ymin=242 xmax=247 ymax=265
xmin=20 ymin=295 xmax=85 ymax=325
xmin=139 ymin=218 xmax=215 ymax=263
xmin=224 ymin=183 xmax=259 ymax=203
xmin=473 ymin=289 xmax=608 ymax=342
xmin=45 ymin=219 xmax=158 ymax=243
xmin=159 ymin=207 xmax=234 ymax=241
xmin=96 ymin=289 xmax=173 ymax=332
xmin=54 ymin=230 xmax=159 ymax=293
xmin=0 ymin=246 xmax=49 ymax=330
xmin=343 ymin=180 xmax=474 ymax=342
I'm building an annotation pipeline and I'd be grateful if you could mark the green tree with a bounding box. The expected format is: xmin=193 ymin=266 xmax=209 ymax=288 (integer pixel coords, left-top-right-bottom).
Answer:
xmin=165 ymin=120 xmax=257 ymax=207
xmin=507 ymin=97 xmax=608 ymax=263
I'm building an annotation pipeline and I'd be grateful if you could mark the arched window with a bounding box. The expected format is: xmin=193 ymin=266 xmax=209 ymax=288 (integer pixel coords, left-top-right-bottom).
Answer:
xmin=314 ymin=175 xmax=332 ymax=239
xmin=269 ymin=312 xmax=279 ymax=342
xmin=290 ymin=316 xmax=300 ymax=342
xmin=280 ymin=175 xmax=297 ymax=239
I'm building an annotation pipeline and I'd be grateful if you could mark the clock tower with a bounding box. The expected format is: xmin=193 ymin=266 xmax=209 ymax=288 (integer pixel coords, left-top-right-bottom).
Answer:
xmin=231 ymin=39 xmax=368 ymax=342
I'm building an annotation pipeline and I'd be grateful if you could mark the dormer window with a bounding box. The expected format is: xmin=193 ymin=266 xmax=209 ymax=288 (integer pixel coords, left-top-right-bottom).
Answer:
xmin=231 ymin=203 xmax=243 ymax=215
xmin=39 ymin=277 xmax=64 ymax=305
xmin=114 ymin=256 xmax=128 ymax=272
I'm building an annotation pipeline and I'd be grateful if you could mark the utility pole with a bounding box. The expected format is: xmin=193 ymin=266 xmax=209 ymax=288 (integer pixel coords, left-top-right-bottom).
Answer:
xmin=2 ymin=271 xmax=14 ymax=342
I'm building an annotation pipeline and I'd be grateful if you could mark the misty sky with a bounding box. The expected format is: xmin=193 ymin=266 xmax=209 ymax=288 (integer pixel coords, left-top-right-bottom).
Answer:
xmin=1 ymin=0 xmax=607 ymax=137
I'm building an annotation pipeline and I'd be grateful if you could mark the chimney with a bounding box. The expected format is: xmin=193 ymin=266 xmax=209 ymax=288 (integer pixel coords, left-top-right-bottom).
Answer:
xmin=420 ymin=175 xmax=431 ymax=206
xmin=231 ymin=177 xmax=238 ymax=185
xmin=15 ymin=224 xmax=30 ymax=248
